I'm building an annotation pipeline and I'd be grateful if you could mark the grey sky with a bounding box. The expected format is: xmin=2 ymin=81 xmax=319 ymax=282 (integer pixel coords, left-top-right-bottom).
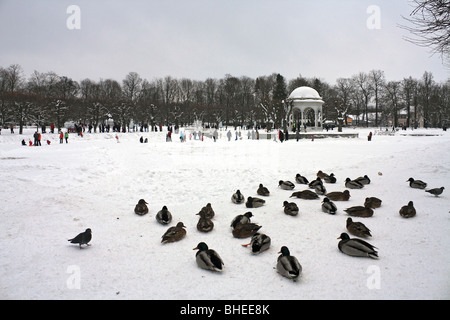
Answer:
xmin=0 ymin=0 xmax=448 ymax=84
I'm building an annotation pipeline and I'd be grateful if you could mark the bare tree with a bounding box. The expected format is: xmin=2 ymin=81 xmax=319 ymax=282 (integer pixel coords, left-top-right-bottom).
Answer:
xmin=352 ymin=72 xmax=373 ymax=126
xmin=384 ymin=81 xmax=402 ymax=127
xmin=401 ymin=77 xmax=418 ymax=127
xmin=369 ymin=70 xmax=385 ymax=126
xmin=400 ymin=0 xmax=450 ymax=68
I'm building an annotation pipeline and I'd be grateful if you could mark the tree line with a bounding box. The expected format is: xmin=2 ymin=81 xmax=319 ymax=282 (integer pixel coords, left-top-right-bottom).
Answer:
xmin=0 ymin=63 xmax=449 ymax=134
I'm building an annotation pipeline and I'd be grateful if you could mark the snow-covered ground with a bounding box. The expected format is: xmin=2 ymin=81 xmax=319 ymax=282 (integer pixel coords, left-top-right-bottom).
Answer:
xmin=0 ymin=126 xmax=449 ymax=300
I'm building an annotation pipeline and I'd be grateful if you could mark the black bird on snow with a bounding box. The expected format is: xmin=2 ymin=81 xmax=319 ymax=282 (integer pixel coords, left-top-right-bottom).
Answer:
xmin=68 ymin=228 xmax=92 ymax=249
xmin=425 ymin=187 xmax=445 ymax=197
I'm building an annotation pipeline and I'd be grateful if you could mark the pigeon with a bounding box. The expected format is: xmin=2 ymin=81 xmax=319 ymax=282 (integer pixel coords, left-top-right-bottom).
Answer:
xmin=425 ymin=187 xmax=444 ymax=197
xmin=68 ymin=228 xmax=92 ymax=249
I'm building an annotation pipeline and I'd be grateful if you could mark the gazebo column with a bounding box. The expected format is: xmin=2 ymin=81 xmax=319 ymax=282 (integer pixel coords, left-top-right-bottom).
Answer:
xmin=314 ymin=108 xmax=318 ymax=128
xmin=301 ymin=109 xmax=305 ymax=131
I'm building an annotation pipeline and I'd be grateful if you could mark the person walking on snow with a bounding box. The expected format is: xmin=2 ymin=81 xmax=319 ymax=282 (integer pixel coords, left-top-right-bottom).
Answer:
xmin=227 ymin=130 xmax=232 ymax=141
xmin=64 ymin=131 xmax=69 ymax=143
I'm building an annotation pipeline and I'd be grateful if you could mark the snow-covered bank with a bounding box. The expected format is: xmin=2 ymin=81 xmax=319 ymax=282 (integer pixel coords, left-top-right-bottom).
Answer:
xmin=0 ymin=127 xmax=449 ymax=300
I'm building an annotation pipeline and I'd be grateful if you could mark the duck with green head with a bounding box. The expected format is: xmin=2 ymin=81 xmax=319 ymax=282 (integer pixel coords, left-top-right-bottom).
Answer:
xmin=193 ymin=242 xmax=224 ymax=272
xmin=276 ymin=246 xmax=302 ymax=281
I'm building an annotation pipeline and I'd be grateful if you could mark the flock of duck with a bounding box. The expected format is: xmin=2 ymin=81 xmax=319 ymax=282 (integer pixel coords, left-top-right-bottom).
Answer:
xmin=67 ymin=172 xmax=444 ymax=282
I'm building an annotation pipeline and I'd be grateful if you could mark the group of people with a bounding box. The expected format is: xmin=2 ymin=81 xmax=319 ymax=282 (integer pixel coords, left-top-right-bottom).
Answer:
xmin=21 ymin=130 xmax=69 ymax=146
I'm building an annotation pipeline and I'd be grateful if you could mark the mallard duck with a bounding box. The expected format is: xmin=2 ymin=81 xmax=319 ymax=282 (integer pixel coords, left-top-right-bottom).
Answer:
xmin=317 ymin=170 xmax=329 ymax=179
xmin=321 ymin=197 xmax=337 ymax=214
xmin=161 ymin=222 xmax=186 ymax=243
xmin=276 ymin=246 xmax=302 ymax=281
xmin=290 ymin=190 xmax=319 ymax=200
xmin=231 ymin=190 xmax=245 ymax=204
xmin=346 ymin=217 xmax=371 ymax=237
xmin=345 ymin=178 xmax=364 ymax=189
xmin=246 ymin=196 xmax=265 ymax=208
xmin=354 ymin=175 xmax=371 ymax=185
xmin=425 ymin=187 xmax=445 ymax=197
xmin=230 ymin=212 xmax=253 ymax=229
xmin=337 ymin=233 xmax=378 ymax=259
xmin=242 ymin=233 xmax=271 ymax=254
xmin=156 ymin=205 xmax=172 ymax=224
xmin=399 ymin=201 xmax=416 ymax=218
xmin=279 ymin=180 xmax=295 ymax=190
xmin=344 ymin=205 xmax=374 ymax=217
xmin=68 ymin=228 xmax=92 ymax=249
xmin=134 ymin=199 xmax=149 ymax=215
xmin=364 ymin=197 xmax=382 ymax=209
xmin=232 ymin=223 xmax=262 ymax=238
xmin=257 ymin=183 xmax=270 ymax=196
xmin=193 ymin=242 xmax=224 ymax=272
xmin=308 ymin=177 xmax=323 ymax=189
xmin=315 ymin=183 xmax=327 ymax=195
xmin=323 ymin=173 xmax=337 ymax=183
xmin=200 ymin=203 xmax=215 ymax=219
xmin=283 ymin=201 xmax=299 ymax=216
xmin=326 ymin=190 xmax=351 ymax=201
xmin=196 ymin=211 xmax=214 ymax=232
xmin=407 ymin=178 xmax=427 ymax=189
xmin=295 ymin=173 xmax=309 ymax=184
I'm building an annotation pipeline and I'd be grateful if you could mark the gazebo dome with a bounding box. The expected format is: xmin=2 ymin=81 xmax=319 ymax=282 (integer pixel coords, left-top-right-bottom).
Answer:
xmin=287 ymin=86 xmax=323 ymax=101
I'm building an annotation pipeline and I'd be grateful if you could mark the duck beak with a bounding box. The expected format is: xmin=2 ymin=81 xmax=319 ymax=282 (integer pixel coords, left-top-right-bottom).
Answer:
xmin=193 ymin=247 xmax=198 ymax=250
xmin=337 ymin=236 xmax=341 ymax=239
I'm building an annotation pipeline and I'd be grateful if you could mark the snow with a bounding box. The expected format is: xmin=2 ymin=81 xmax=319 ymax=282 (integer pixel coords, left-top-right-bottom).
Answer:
xmin=0 ymin=127 xmax=449 ymax=300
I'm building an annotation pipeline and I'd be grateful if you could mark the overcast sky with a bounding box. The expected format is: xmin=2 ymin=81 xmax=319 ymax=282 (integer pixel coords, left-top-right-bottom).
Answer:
xmin=0 ymin=0 xmax=448 ymax=85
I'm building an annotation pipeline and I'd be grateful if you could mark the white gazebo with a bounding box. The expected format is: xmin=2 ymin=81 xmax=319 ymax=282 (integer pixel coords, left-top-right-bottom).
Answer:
xmin=286 ymin=86 xmax=324 ymax=131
